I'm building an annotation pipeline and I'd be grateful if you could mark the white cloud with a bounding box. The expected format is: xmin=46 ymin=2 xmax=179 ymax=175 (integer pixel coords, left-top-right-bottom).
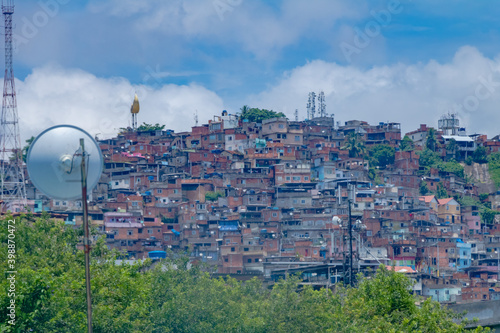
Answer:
xmin=12 ymin=47 xmax=500 ymax=146
xmin=250 ymin=46 xmax=500 ymax=137
xmin=86 ymin=0 xmax=364 ymax=59
xmin=15 ymin=64 xmax=224 ymax=142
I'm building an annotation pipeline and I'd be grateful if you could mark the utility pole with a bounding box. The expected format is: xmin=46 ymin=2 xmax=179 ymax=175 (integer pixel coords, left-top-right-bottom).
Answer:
xmin=348 ymin=195 xmax=353 ymax=287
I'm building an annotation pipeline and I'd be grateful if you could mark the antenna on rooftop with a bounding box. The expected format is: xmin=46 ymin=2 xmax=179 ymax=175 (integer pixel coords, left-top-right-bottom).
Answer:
xmin=194 ymin=110 xmax=199 ymax=126
xmin=307 ymin=92 xmax=316 ymax=119
xmin=27 ymin=125 xmax=103 ymax=333
xmin=318 ymin=91 xmax=326 ymax=117
xmin=294 ymin=109 xmax=298 ymax=122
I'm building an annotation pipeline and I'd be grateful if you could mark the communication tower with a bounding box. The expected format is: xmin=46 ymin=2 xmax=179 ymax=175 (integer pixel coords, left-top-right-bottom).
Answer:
xmin=0 ymin=0 xmax=26 ymax=209
xmin=307 ymin=92 xmax=316 ymax=119
xmin=318 ymin=91 xmax=326 ymax=117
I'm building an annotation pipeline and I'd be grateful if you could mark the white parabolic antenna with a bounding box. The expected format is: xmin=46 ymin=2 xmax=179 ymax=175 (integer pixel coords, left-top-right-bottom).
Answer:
xmin=27 ymin=125 xmax=103 ymax=200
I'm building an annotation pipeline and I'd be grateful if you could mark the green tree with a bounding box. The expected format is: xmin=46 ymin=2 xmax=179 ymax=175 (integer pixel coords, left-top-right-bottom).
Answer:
xmin=446 ymin=138 xmax=459 ymax=160
xmin=400 ymin=135 xmax=414 ymax=152
xmin=137 ymin=122 xmax=166 ymax=132
xmin=239 ymin=106 xmax=286 ymax=123
xmin=473 ymin=146 xmax=488 ymax=164
xmin=369 ymin=144 xmax=395 ymax=168
xmin=420 ymin=181 xmax=429 ymax=196
xmin=21 ymin=136 xmax=35 ymax=163
xmin=426 ymin=128 xmax=438 ymax=151
xmin=436 ymin=182 xmax=448 ymax=199
xmin=418 ymin=149 xmax=441 ymax=168
xmin=342 ymin=132 xmax=367 ymax=158
xmin=435 ymin=160 xmax=464 ymax=178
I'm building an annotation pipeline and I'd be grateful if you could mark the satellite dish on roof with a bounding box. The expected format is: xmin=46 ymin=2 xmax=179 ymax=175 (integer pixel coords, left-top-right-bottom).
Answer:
xmin=26 ymin=124 xmax=102 ymax=332
xmin=27 ymin=125 xmax=103 ymax=199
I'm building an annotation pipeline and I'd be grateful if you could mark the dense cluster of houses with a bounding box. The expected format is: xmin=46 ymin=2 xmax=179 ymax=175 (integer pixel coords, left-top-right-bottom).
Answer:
xmin=21 ymin=110 xmax=500 ymax=304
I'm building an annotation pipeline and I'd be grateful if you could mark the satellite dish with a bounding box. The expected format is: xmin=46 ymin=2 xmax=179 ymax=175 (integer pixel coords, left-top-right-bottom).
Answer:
xmin=27 ymin=125 xmax=103 ymax=200
xmin=26 ymin=124 xmax=102 ymax=332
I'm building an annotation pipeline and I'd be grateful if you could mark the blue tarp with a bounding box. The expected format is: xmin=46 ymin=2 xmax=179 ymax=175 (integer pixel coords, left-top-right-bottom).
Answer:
xmin=172 ymin=229 xmax=180 ymax=236
xmin=220 ymin=225 xmax=238 ymax=231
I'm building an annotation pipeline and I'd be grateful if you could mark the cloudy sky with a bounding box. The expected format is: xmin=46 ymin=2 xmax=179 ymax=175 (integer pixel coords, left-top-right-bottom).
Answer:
xmin=8 ymin=0 xmax=500 ymax=141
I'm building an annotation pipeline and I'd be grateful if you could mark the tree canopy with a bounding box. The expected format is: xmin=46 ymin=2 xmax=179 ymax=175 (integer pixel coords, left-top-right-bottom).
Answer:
xmin=342 ymin=132 xmax=367 ymax=158
xmin=239 ymin=106 xmax=286 ymax=123
xmin=137 ymin=122 xmax=166 ymax=132
xmin=400 ymin=135 xmax=414 ymax=152
xmin=473 ymin=146 xmax=488 ymax=164
xmin=0 ymin=215 xmax=488 ymax=332
xmin=426 ymin=128 xmax=438 ymax=152
xmin=369 ymin=144 xmax=395 ymax=168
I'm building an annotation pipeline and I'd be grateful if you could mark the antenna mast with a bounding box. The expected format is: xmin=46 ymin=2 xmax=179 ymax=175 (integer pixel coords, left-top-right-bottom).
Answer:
xmin=307 ymin=92 xmax=316 ymax=119
xmin=318 ymin=91 xmax=326 ymax=117
xmin=1 ymin=0 xmax=26 ymax=209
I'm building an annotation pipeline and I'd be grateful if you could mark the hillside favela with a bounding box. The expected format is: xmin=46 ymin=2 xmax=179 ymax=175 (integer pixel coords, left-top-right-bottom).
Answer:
xmin=5 ymin=100 xmax=500 ymax=331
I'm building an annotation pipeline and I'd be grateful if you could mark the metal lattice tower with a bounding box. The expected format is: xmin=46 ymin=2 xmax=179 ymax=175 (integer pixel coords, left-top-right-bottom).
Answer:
xmin=318 ymin=91 xmax=326 ymax=118
xmin=307 ymin=92 xmax=316 ymax=119
xmin=0 ymin=0 xmax=26 ymax=209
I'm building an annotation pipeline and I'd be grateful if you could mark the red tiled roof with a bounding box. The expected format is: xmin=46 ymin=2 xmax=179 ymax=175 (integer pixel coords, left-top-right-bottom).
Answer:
xmin=438 ymin=198 xmax=454 ymax=205
xmin=419 ymin=195 xmax=435 ymax=203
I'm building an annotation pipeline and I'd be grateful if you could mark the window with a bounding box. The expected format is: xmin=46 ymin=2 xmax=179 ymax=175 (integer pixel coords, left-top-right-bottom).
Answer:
xmin=231 ymin=247 xmax=235 ymax=252
xmin=157 ymin=189 xmax=162 ymax=194
xmin=224 ymin=258 xmax=228 ymax=262
xmin=272 ymin=212 xmax=278 ymax=217
xmin=244 ymin=248 xmax=249 ymax=252
xmin=286 ymin=176 xmax=291 ymax=181
xmin=255 ymin=258 xmax=259 ymax=262
xmin=278 ymin=124 xmax=284 ymax=129
xmin=304 ymin=176 xmax=309 ymax=181
xmin=148 ymin=229 xmax=153 ymax=234
xmin=127 ymin=230 xmax=133 ymax=236
xmin=295 ymin=135 xmax=300 ymax=142
xmin=248 ymin=259 xmax=252 ymax=263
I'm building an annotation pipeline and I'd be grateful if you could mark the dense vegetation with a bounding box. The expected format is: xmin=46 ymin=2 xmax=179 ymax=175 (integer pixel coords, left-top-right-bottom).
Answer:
xmin=0 ymin=215 xmax=488 ymax=332
xmin=418 ymin=149 xmax=464 ymax=178
xmin=488 ymin=152 xmax=500 ymax=189
xmin=239 ymin=106 xmax=286 ymax=123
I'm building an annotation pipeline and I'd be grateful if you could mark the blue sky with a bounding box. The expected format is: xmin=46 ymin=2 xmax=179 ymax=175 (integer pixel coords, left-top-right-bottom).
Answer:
xmin=9 ymin=0 xmax=500 ymax=139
